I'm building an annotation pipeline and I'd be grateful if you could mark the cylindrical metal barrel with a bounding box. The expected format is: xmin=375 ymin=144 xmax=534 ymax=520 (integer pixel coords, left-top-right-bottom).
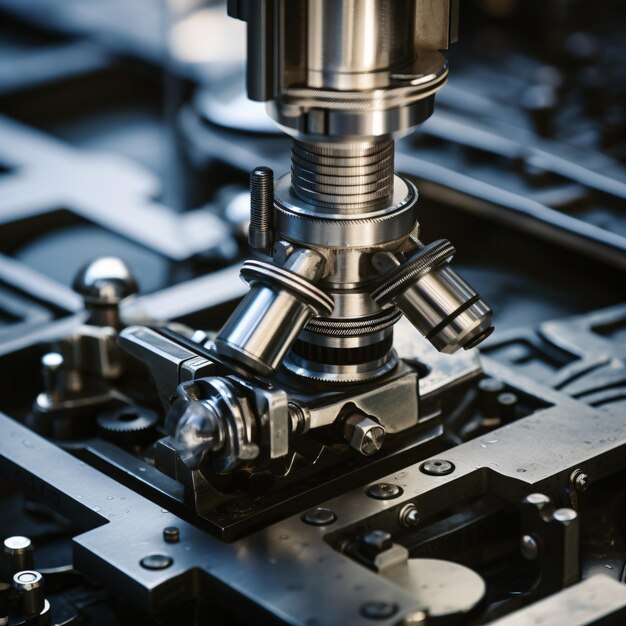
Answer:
xmin=307 ymin=0 xmax=415 ymax=90
xmin=214 ymin=248 xmax=333 ymax=375
xmin=2 ymin=537 xmax=34 ymax=581
xmin=373 ymin=241 xmax=494 ymax=354
xmin=12 ymin=570 xmax=45 ymax=617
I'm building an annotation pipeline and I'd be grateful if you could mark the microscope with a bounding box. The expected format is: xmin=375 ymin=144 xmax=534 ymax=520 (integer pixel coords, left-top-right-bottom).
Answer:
xmin=114 ymin=0 xmax=492 ymax=523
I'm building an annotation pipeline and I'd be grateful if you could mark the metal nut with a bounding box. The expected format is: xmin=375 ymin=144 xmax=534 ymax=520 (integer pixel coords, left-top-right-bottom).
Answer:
xmin=343 ymin=415 xmax=386 ymax=456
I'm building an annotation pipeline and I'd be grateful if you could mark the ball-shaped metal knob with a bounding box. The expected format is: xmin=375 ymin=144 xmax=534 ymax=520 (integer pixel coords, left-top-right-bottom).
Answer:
xmin=73 ymin=257 xmax=138 ymax=305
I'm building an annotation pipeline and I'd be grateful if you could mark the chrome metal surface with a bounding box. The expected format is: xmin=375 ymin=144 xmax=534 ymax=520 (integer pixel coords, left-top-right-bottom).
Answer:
xmin=373 ymin=242 xmax=494 ymax=353
xmin=214 ymin=249 xmax=330 ymax=375
xmin=248 ymin=166 xmax=274 ymax=252
xmin=274 ymin=175 xmax=418 ymax=248
xmin=0 ymin=1 xmax=622 ymax=624
xmin=291 ymin=141 xmax=395 ymax=210
xmin=231 ymin=0 xmax=454 ymax=141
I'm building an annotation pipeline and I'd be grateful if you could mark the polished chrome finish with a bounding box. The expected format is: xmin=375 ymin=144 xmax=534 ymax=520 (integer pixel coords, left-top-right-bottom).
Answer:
xmin=170 ymin=377 xmax=260 ymax=474
xmin=12 ymin=571 xmax=45 ymax=617
xmin=373 ymin=241 xmax=494 ymax=354
xmin=291 ymin=141 xmax=394 ymax=210
xmin=73 ymin=256 xmax=138 ymax=327
xmin=274 ymin=175 xmax=418 ymax=248
xmin=305 ymin=308 xmax=402 ymax=338
xmin=214 ymin=248 xmax=330 ymax=375
xmin=231 ymin=0 xmax=456 ymax=142
xmin=289 ymin=306 xmax=400 ymax=383
xmin=307 ymin=0 xmax=415 ymax=91
xmin=343 ymin=414 xmax=386 ymax=456
xmin=3 ymin=537 xmax=34 ymax=579
xmin=41 ymin=352 xmax=64 ymax=403
xmin=270 ymin=54 xmax=446 ymax=142
xmin=284 ymin=347 xmax=399 ymax=384
xmin=248 ymin=166 xmax=274 ymax=252
xmin=171 ymin=400 xmax=224 ymax=470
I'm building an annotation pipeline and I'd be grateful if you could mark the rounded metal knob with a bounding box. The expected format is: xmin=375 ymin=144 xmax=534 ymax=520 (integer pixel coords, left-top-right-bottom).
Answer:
xmin=73 ymin=257 xmax=138 ymax=305
xmin=73 ymin=257 xmax=138 ymax=327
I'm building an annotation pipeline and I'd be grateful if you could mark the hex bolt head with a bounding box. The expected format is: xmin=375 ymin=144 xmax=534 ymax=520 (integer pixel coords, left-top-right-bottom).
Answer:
xmin=343 ymin=415 xmax=386 ymax=456
xmin=366 ymin=483 xmax=403 ymax=500
xmin=420 ymin=459 xmax=455 ymax=476
xmin=520 ymin=534 xmax=540 ymax=560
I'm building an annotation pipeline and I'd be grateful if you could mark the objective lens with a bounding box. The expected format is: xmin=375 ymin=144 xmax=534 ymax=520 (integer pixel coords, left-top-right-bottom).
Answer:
xmin=373 ymin=240 xmax=493 ymax=354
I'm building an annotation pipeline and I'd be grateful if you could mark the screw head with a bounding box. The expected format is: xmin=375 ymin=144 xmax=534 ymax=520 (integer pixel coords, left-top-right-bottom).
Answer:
xmin=360 ymin=601 xmax=398 ymax=620
xmin=520 ymin=534 xmax=539 ymax=560
xmin=163 ymin=527 xmax=180 ymax=544
xmin=525 ymin=493 xmax=552 ymax=508
xmin=420 ymin=459 xmax=455 ymax=476
xmin=140 ymin=554 xmax=173 ymax=570
xmin=553 ymin=508 xmax=578 ymax=524
xmin=570 ymin=470 xmax=590 ymax=492
xmin=398 ymin=504 xmax=420 ymax=528
xmin=366 ymin=483 xmax=403 ymax=500
xmin=302 ymin=507 xmax=336 ymax=526
xmin=344 ymin=415 xmax=386 ymax=456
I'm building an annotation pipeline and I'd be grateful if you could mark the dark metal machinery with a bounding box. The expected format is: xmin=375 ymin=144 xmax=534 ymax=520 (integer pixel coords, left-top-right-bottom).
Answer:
xmin=0 ymin=1 xmax=625 ymax=625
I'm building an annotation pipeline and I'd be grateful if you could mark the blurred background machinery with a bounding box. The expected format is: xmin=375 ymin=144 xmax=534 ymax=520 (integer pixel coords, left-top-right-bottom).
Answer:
xmin=0 ymin=1 xmax=625 ymax=625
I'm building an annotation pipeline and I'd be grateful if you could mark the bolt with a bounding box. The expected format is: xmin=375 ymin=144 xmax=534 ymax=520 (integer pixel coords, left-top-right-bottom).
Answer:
xmin=41 ymin=353 xmax=64 ymax=402
xmin=497 ymin=392 xmax=518 ymax=422
xmin=3 ymin=536 xmax=34 ymax=577
xmin=163 ymin=527 xmax=180 ymax=544
xmin=343 ymin=415 xmax=386 ymax=456
xmin=525 ymin=493 xmax=551 ymax=508
xmin=520 ymin=534 xmax=540 ymax=560
xmin=302 ymin=507 xmax=336 ymax=526
xmin=398 ymin=504 xmax=420 ymax=528
xmin=12 ymin=571 xmax=44 ymax=616
xmin=140 ymin=554 xmax=173 ymax=570
xmin=478 ymin=378 xmax=505 ymax=418
xmin=360 ymin=601 xmax=398 ymax=620
xmin=553 ymin=508 xmax=578 ymax=524
xmin=288 ymin=401 xmax=310 ymax=435
xmin=570 ymin=469 xmax=590 ymax=492
xmin=420 ymin=459 xmax=455 ymax=476
xmin=249 ymin=166 xmax=274 ymax=253
xmin=366 ymin=483 xmax=403 ymax=500
xmin=73 ymin=256 xmax=138 ymax=327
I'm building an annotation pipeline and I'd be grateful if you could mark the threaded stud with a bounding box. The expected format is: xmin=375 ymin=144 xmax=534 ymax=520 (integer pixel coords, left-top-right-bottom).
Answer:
xmin=249 ymin=166 xmax=274 ymax=253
